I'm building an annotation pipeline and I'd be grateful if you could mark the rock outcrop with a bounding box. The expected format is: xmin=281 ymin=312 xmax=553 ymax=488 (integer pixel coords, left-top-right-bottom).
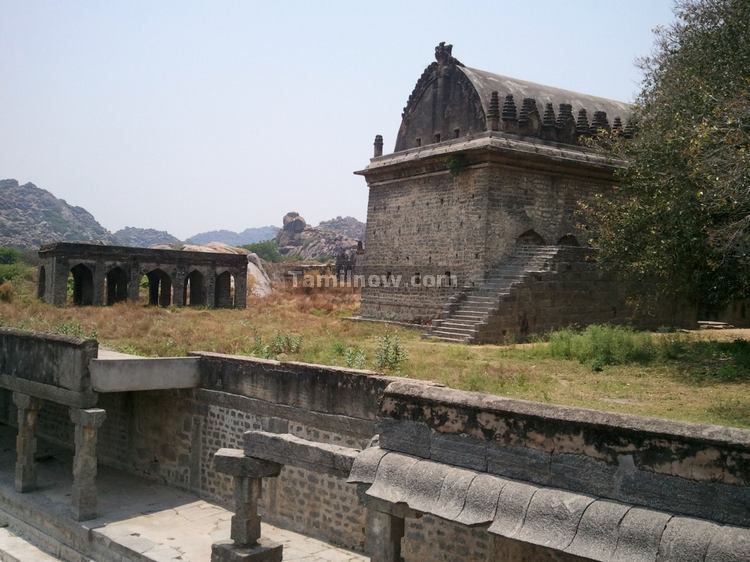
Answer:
xmin=113 ymin=227 xmax=181 ymax=247
xmin=317 ymin=216 xmax=365 ymax=241
xmin=276 ymin=212 xmax=360 ymax=261
xmin=186 ymin=226 xmax=279 ymax=246
xmin=0 ymin=179 xmax=116 ymax=249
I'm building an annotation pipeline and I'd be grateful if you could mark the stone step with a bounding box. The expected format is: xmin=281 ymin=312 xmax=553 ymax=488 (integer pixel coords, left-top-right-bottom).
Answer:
xmin=0 ymin=527 xmax=60 ymax=562
xmin=440 ymin=319 xmax=482 ymax=327
xmin=438 ymin=322 xmax=478 ymax=334
xmin=430 ymin=335 xmax=471 ymax=343
xmin=433 ymin=326 xmax=477 ymax=337
xmin=465 ymin=295 xmax=496 ymax=302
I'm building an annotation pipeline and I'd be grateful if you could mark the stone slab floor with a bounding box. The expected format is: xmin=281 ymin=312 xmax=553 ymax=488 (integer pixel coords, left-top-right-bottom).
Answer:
xmin=0 ymin=426 xmax=366 ymax=561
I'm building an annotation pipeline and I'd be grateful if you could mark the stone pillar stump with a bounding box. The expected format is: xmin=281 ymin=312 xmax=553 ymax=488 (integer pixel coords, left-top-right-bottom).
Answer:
xmin=69 ymin=407 xmax=106 ymax=521
xmin=211 ymin=448 xmax=283 ymax=562
xmin=13 ymin=392 xmax=42 ymax=493
xmin=367 ymin=508 xmax=405 ymax=562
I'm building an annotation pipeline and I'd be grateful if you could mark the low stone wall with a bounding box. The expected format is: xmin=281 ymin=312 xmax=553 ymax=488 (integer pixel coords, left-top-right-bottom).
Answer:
xmin=1 ymin=329 xmax=748 ymax=560
xmin=379 ymin=381 xmax=750 ymax=528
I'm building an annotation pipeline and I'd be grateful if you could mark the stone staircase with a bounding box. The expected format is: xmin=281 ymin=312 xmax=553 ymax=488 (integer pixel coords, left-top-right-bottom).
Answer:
xmin=428 ymin=244 xmax=561 ymax=343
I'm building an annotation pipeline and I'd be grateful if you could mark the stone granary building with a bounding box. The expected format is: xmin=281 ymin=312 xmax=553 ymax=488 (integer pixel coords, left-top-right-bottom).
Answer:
xmin=356 ymin=43 xmax=683 ymax=342
xmin=37 ymin=242 xmax=248 ymax=309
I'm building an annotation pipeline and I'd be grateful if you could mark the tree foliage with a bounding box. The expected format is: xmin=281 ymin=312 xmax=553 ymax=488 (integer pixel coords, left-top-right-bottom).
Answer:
xmin=243 ymin=240 xmax=283 ymax=262
xmin=584 ymin=0 xmax=750 ymax=312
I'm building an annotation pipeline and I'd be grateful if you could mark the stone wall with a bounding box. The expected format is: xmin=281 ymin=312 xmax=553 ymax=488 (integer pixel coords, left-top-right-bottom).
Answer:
xmin=475 ymin=247 xmax=696 ymax=342
xmin=359 ymin=164 xmax=487 ymax=322
xmin=357 ymin=136 xmax=621 ymax=327
xmin=2 ymin=332 xmax=747 ymax=559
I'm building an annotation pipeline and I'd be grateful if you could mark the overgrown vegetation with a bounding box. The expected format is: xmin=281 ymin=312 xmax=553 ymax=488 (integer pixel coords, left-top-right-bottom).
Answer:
xmin=243 ymin=240 xmax=283 ymax=262
xmin=2 ymin=272 xmax=750 ymax=427
xmin=584 ymin=0 xmax=750 ymax=313
xmin=0 ymin=247 xmax=34 ymax=302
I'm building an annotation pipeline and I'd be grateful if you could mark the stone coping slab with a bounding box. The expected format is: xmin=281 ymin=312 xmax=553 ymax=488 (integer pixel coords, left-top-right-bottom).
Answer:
xmin=350 ymin=448 xmax=750 ymax=562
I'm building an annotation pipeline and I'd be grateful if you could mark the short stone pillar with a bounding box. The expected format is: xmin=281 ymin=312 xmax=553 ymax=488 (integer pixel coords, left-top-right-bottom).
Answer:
xmin=211 ymin=448 xmax=283 ymax=562
xmin=367 ymin=509 xmax=406 ymax=562
xmin=374 ymin=134 xmax=384 ymax=157
xmin=13 ymin=392 xmax=42 ymax=493
xmin=69 ymin=407 xmax=106 ymax=521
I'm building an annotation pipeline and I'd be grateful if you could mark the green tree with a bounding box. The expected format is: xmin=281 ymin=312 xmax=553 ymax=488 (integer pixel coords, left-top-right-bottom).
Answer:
xmin=584 ymin=0 xmax=750 ymax=312
xmin=243 ymin=240 xmax=283 ymax=262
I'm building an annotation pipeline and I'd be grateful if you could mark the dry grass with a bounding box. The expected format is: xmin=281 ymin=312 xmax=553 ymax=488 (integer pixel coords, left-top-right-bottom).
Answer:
xmin=2 ymin=277 xmax=750 ymax=429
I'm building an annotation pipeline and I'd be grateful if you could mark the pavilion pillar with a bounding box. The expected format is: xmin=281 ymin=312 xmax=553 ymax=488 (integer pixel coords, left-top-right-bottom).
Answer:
xmin=92 ymin=262 xmax=105 ymax=306
xmin=69 ymin=407 xmax=106 ymax=521
xmin=366 ymin=508 xmax=405 ymax=562
xmin=234 ymin=270 xmax=247 ymax=309
xmin=13 ymin=392 xmax=42 ymax=493
xmin=211 ymin=448 xmax=283 ymax=562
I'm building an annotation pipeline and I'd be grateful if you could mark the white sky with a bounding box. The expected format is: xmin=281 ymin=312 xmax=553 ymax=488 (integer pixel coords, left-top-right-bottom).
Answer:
xmin=0 ymin=0 xmax=675 ymax=239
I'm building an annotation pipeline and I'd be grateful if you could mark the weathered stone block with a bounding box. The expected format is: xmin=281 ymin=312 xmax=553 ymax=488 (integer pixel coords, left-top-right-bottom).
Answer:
xmin=378 ymin=419 xmax=431 ymax=458
xmin=210 ymin=539 xmax=282 ymax=562
xmin=214 ymin=448 xmax=282 ymax=478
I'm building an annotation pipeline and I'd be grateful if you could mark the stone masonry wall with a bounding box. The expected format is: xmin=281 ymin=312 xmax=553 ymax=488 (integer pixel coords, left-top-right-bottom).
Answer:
xmin=3 ymin=338 xmax=748 ymax=559
xmin=359 ymin=153 xmax=616 ymax=325
xmin=360 ymin=166 xmax=489 ymax=322
xmin=476 ymin=248 xmax=696 ymax=342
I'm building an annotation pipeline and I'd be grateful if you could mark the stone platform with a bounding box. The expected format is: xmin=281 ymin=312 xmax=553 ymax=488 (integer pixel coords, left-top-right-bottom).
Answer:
xmin=0 ymin=426 xmax=365 ymax=561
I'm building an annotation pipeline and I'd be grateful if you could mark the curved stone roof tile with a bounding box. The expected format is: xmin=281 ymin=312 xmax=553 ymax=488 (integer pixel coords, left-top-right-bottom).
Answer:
xmin=358 ymin=449 xmax=750 ymax=562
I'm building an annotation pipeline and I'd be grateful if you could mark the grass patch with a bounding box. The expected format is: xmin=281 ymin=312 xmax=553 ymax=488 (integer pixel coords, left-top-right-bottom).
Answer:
xmin=2 ymin=273 xmax=750 ymax=428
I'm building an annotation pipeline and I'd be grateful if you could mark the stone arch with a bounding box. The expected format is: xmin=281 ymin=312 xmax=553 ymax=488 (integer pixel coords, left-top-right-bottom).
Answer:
xmin=517 ymin=229 xmax=546 ymax=245
xmin=105 ymin=266 xmax=129 ymax=305
xmin=557 ymin=234 xmax=580 ymax=246
xmin=146 ymin=268 xmax=172 ymax=307
xmin=69 ymin=263 xmax=94 ymax=306
xmin=37 ymin=265 xmax=46 ymax=300
xmin=184 ymin=270 xmax=206 ymax=307
xmin=215 ymin=271 xmax=235 ymax=308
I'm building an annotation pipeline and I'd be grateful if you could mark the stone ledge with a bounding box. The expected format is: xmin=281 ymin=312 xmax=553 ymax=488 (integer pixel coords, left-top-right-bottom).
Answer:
xmin=243 ymin=431 xmax=359 ymax=478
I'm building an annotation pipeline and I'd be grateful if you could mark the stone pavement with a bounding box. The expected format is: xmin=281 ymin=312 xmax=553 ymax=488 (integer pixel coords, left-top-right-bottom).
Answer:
xmin=0 ymin=426 xmax=366 ymax=561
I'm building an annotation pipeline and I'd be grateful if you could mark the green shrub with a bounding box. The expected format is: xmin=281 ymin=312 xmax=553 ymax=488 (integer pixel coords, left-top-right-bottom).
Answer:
xmin=546 ymin=325 xmax=656 ymax=369
xmin=248 ymin=332 xmax=302 ymax=359
xmin=374 ymin=331 xmax=408 ymax=373
xmin=243 ymin=240 xmax=283 ymax=262
xmin=0 ymin=247 xmax=21 ymax=265
xmin=271 ymin=332 xmax=302 ymax=354
xmin=53 ymin=321 xmax=97 ymax=340
xmin=344 ymin=346 xmax=367 ymax=369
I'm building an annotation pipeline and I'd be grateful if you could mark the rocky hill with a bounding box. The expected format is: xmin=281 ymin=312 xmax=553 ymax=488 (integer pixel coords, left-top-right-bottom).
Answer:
xmin=276 ymin=212 xmax=359 ymax=261
xmin=317 ymin=216 xmax=365 ymax=241
xmin=186 ymin=226 xmax=279 ymax=246
xmin=113 ymin=227 xmax=181 ymax=247
xmin=0 ymin=179 xmax=116 ymax=249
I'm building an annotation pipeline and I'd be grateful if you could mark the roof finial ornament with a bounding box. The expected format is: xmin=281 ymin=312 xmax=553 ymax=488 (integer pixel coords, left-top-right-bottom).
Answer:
xmin=501 ymin=94 xmax=517 ymax=121
xmin=542 ymin=103 xmax=556 ymax=128
xmin=434 ymin=42 xmax=462 ymax=66
xmin=576 ymin=109 xmax=590 ymax=135
xmin=487 ymin=91 xmax=500 ymax=131
xmin=591 ymin=111 xmax=610 ymax=134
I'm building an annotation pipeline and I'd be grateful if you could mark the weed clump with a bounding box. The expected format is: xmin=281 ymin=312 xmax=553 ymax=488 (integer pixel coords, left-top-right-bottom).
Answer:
xmin=374 ymin=331 xmax=408 ymax=373
xmin=547 ymin=325 xmax=655 ymax=370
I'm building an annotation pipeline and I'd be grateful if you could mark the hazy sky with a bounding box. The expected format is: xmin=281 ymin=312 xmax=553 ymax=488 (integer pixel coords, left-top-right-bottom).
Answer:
xmin=1 ymin=1 xmax=675 ymax=239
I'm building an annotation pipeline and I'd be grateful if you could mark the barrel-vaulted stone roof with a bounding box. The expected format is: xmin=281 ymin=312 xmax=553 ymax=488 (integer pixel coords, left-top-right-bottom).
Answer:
xmin=394 ymin=42 xmax=634 ymax=151
xmin=458 ymin=65 xmax=632 ymax=128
